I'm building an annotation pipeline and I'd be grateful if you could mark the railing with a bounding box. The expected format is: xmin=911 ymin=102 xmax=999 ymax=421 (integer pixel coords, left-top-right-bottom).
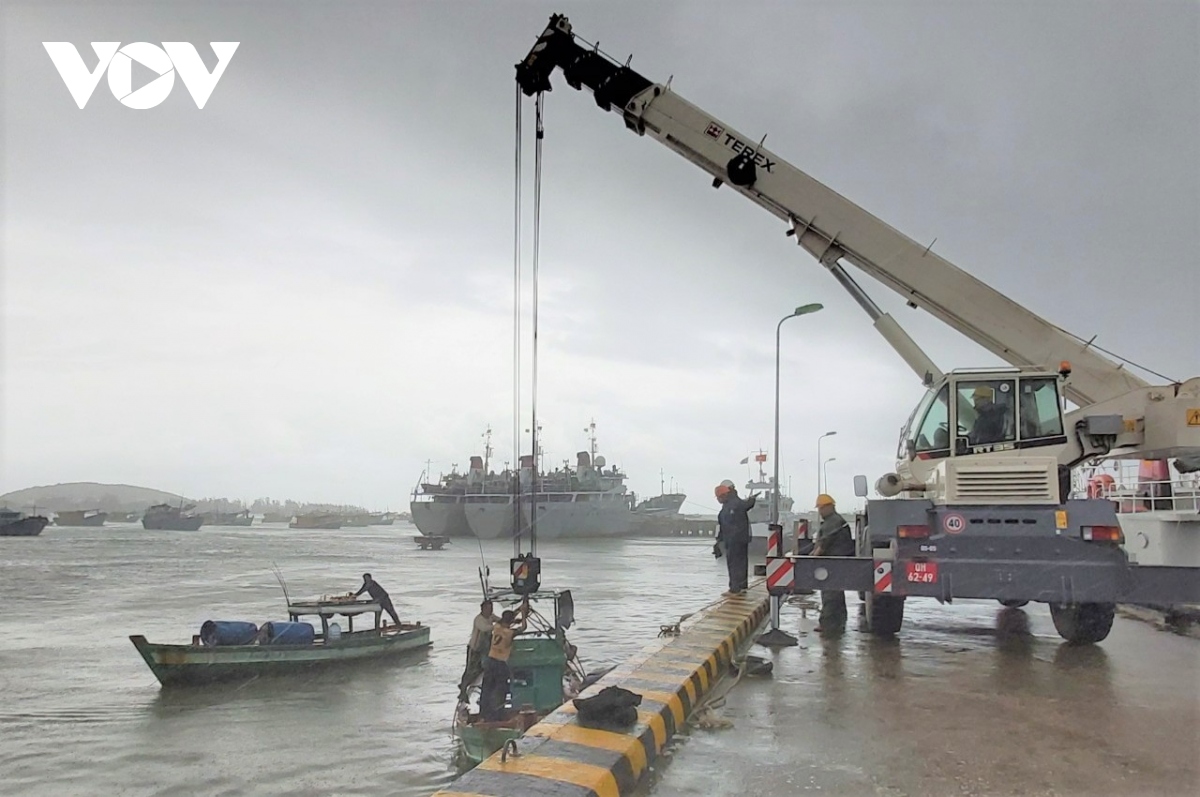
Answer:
xmin=1091 ymin=480 xmax=1200 ymax=514
xmin=1073 ymin=461 xmax=1200 ymax=514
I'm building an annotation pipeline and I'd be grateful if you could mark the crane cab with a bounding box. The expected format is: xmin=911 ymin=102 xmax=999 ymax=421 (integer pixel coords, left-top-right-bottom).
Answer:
xmin=888 ymin=368 xmax=1070 ymax=502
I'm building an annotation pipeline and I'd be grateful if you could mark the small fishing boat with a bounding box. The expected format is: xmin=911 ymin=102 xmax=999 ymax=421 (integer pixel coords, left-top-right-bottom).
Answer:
xmin=415 ymin=534 xmax=449 ymax=550
xmin=201 ymin=509 xmax=254 ymax=526
xmin=142 ymin=503 xmax=204 ymax=531
xmin=452 ymin=587 xmax=588 ymax=765
xmin=289 ymin=512 xmax=343 ymax=530
xmin=0 ymin=508 xmax=49 ymax=537
xmin=130 ymin=594 xmax=430 ymax=687
xmin=53 ymin=509 xmax=107 ymax=526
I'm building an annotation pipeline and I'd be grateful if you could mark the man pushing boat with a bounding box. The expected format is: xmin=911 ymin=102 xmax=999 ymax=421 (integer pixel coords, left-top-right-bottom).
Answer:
xmin=479 ymin=600 xmax=530 ymax=721
xmin=354 ymin=573 xmax=402 ymax=628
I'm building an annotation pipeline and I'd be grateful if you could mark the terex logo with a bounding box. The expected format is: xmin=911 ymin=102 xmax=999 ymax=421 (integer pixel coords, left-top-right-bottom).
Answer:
xmin=706 ymin=121 xmax=777 ymax=173
xmin=724 ymin=134 xmax=777 ymax=173
xmin=42 ymin=42 xmax=239 ymax=109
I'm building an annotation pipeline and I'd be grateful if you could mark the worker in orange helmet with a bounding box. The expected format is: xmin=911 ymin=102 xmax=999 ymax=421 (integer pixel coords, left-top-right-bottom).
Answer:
xmin=812 ymin=494 xmax=854 ymax=634
xmin=714 ymin=479 xmax=758 ymax=597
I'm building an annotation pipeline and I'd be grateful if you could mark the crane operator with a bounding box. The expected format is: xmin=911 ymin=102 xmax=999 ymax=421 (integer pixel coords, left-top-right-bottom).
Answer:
xmin=968 ymin=385 xmax=1009 ymax=446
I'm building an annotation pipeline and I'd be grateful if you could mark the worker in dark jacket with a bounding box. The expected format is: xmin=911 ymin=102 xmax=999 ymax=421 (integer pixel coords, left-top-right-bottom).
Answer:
xmin=354 ymin=573 xmax=402 ymax=628
xmin=969 ymin=385 xmax=1009 ymax=446
xmin=714 ymin=480 xmax=758 ymax=596
xmin=812 ymin=495 xmax=855 ymax=633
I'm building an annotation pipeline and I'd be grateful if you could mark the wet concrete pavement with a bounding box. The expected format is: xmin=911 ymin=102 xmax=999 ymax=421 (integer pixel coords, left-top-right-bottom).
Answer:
xmin=640 ymin=598 xmax=1199 ymax=797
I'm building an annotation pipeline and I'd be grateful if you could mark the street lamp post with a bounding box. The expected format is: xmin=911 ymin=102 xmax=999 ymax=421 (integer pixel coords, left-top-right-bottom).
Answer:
xmin=817 ymin=430 xmax=837 ymax=496
xmin=823 ymin=457 xmax=837 ymax=496
xmin=759 ymin=302 xmax=823 ymax=651
xmin=773 ymin=303 xmax=824 ymax=526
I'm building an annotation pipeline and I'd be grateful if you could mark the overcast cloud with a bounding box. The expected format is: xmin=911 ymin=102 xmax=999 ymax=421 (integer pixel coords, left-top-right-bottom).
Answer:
xmin=2 ymin=1 xmax=1196 ymax=512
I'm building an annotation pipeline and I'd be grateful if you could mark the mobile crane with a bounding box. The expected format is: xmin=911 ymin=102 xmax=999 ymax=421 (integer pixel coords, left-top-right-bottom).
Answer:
xmin=515 ymin=15 xmax=1200 ymax=643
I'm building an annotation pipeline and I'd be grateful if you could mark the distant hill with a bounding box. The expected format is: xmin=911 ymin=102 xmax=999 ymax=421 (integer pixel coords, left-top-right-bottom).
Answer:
xmin=0 ymin=482 xmax=189 ymax=513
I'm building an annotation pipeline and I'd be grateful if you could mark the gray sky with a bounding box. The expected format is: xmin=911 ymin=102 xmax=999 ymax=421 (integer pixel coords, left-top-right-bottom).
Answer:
xmin=2 ymin=1 xmax=1197 ymax=512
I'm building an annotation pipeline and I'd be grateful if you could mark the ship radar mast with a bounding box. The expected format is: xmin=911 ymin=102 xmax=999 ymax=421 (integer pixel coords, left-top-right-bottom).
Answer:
xmin=584 ymin=419 xmax=598 ymax=464
xmin=482 ymin=426 xmax=493 ymax=474
xmin=524 ymin=422 xmax=544 ymax=472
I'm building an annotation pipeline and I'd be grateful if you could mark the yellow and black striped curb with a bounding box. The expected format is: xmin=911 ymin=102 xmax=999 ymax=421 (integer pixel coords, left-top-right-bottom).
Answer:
xmin=432 ymin=585 xmax=769 ymax=797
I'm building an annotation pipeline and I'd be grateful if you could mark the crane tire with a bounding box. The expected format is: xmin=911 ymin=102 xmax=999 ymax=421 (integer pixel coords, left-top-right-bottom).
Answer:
xmin=1049 ymin=602 xmax=1115 ymax=644
xmin=867 ymin=594 xmax=905 ymax=637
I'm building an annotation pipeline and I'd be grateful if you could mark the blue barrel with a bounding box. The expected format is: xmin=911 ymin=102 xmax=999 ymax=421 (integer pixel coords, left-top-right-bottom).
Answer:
xmin=200 ymin=620 xmax=259 ymax=646
xmin=262 ymin=621 xmax=315 ymax=645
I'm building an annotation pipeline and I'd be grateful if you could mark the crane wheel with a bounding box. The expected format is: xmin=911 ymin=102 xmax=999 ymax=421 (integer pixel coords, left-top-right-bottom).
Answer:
xmin=999 ymin=599 xmax=1029 ymax=608
xmin=866 ymin=594 xmax=905 ymax=636
xmin=1049 ymin=602 xmax=1115 ymax=644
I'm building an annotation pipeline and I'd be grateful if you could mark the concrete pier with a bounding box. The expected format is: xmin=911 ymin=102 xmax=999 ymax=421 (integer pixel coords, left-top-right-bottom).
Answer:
xmin=432 ymin=585 xmax=769 ymax=797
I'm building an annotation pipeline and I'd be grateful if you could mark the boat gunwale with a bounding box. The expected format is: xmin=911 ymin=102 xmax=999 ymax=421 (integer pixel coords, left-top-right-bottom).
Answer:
xmin=130 ymin=625 xmax=430 ymax=655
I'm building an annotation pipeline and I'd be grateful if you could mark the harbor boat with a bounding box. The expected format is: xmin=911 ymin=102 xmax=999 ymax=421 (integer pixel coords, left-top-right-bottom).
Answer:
xmin=142 ymin=503 xmax=204 ymax=531
xmin=289 ymin=513 xmax=343 ymax=530
xmin=453 ymin=587 xmax=585 ymax=765
xmin=411 ymin=427 xmax=505 ymax=539
xmin=634 ymin=492 xmax=687 ymax=516
xmin=107 ymin=511 xmax=140 ymax=523
xmin=736 ymin=450 xmax=811 ymax=557
xmin=0 ymin=508 xmax=50 ymax=537
xmin=202 ymin=510 xmax=254 ymax=527
xmin=261 ymin=512 xmax=294 ymax=524
xmin=412 ymin=487 xmax=473 ymax=537
xmin=415 ymin=534 xmax=449 ymax=550
xmin=633 ymin=470 xmax=686 ymax=516
xmin=53 ymin=509 xmax=107 ymax=526
xmin=130 ymin=594 xmax=431 ymax=687
xmin=463 ymin=422 xmax=640 ymax=540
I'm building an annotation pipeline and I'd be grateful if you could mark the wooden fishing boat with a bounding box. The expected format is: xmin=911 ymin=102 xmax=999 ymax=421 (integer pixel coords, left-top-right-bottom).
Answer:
xmin=289 ymin=512 xmax=342 ymax=530
xmin=142 ymin=503 xmax=204 ymax=531
xmin=54 ymin=509 xmax=107 ymax=526
xmin=0 ymin=508 xmax=49 ymax=537
xmin=130 ymin=596 xmax=430 ymax=687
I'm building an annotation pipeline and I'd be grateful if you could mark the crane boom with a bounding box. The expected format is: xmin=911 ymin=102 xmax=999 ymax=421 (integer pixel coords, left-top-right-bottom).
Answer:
xmin=515 ymin=16 xmax=1153 ymax=408
xmin=511 ymin=14 xmax=1200 ymax=620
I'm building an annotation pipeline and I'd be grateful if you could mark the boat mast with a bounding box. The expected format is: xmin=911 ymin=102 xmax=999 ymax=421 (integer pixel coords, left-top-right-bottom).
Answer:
xmin=585 ymin=419 xmax=598 ymax=464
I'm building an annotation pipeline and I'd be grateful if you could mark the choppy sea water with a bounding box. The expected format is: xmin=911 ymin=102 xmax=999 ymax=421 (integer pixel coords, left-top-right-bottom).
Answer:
xmin=0 ymin=523 xmax=730 ymax=796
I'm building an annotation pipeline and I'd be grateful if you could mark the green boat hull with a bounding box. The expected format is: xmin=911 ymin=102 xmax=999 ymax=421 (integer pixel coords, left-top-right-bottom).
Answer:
xmin=130 ymin=626 xmax=431 ymax=687
xmin=455 ymin=724 xmax=524 ymax=765
xmin=453 ymin=634 xmax=569 ymax=765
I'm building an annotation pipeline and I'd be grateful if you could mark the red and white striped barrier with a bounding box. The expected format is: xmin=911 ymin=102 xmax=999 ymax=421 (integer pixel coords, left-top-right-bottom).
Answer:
xmin=766 ymin=557 xmax=793 ymax=591
xmin=767 ymin=524 xmax=782 ymax=557
xmin=873 ymin=561 xmax=893 ymax=594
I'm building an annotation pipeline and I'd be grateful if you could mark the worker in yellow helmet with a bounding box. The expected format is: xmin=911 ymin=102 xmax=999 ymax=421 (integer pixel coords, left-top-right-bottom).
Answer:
xmin=714 ymin=479 xmax=758 ymax=597
xmin=969 ymin=383 xmax=1009 ymax=446
xmin=812 ymin=494 xmax=854 ymax=634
